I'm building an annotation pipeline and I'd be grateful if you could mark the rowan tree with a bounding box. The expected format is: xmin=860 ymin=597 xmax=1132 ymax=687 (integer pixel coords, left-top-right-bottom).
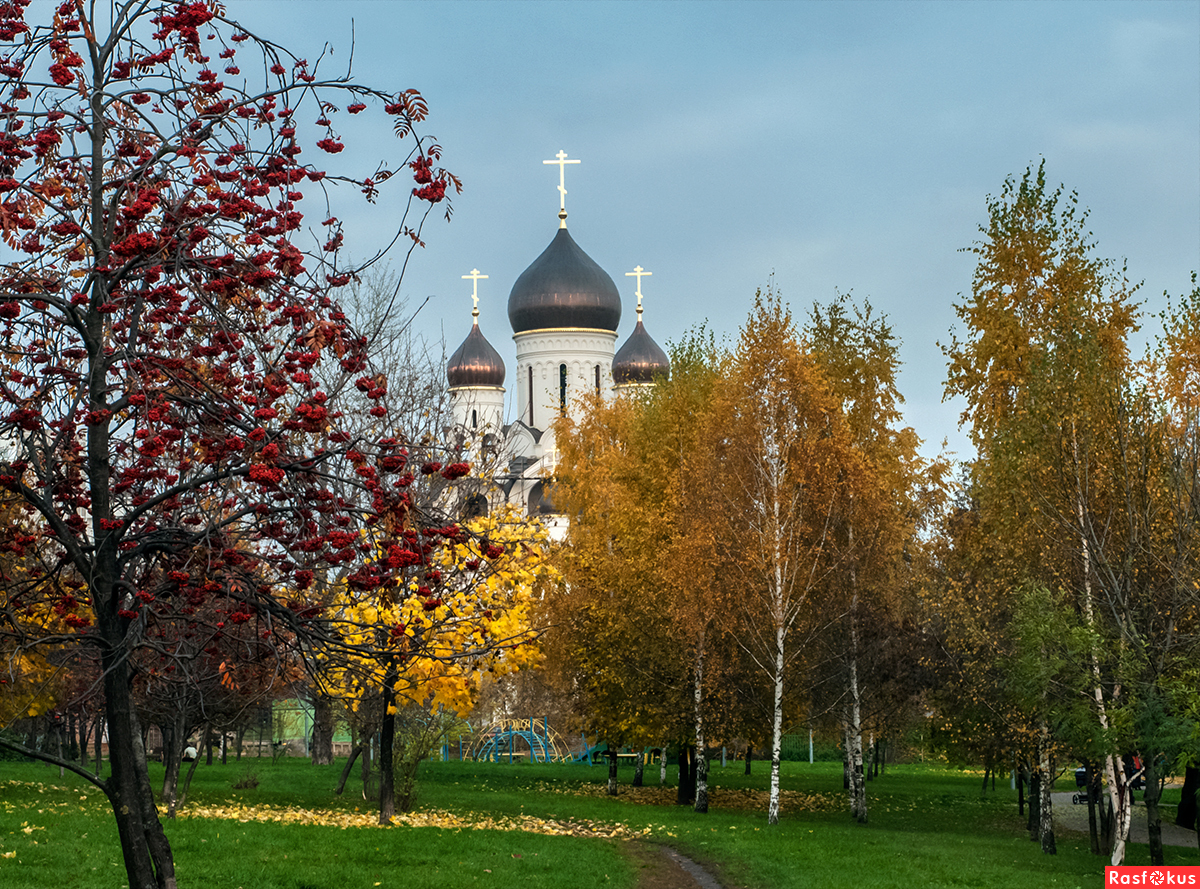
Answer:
xmin=0 ymin=3 xmax=491 ymax=887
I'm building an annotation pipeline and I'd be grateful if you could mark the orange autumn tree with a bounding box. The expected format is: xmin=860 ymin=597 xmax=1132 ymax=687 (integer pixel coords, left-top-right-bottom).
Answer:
xmin=712 ymin=287 xmax=866 ymax=825
xmin=806 ymin=292 xmax=941 ymax=824
xmin=554 ymin=330 xmax=750 ymax=811
xmin=550 ymin=379 xmax=698 ymax=794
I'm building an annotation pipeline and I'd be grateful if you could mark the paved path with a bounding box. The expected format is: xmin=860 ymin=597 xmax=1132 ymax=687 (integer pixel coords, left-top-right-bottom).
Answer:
xmin=1050 ymin=792 xmax=1199 ymax=848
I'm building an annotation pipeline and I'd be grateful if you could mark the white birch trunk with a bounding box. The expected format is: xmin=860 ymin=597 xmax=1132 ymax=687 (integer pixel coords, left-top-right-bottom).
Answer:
xmin=847 ymin=537 xmax=866 ymax=823
xmin=1072 ymin=425 xmax=1131 ymax=864
xmin=767 ymin=620 xmax=785 ymax=825
xmin=1039 ymin=720 xmax=1056 ymax=854
xmin=848 ymin=651 xmax=866 ymax=823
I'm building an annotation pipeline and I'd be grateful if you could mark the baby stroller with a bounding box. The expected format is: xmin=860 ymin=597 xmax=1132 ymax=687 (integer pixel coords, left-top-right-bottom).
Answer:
xmin=1071 ymin=766 xmax=1089 ymax=805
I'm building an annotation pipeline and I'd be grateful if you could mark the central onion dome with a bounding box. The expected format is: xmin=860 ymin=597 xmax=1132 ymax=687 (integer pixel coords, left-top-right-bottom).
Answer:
xmin=508 ymin=228 xmax=622 ymax=333
xmin=447 ymin=322 xmax=505 ymax=388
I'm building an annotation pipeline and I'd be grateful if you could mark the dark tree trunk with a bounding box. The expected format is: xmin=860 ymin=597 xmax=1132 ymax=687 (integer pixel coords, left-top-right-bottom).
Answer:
xmin=93 ymin=712 xmax=104 ymax=776
xmin=607 ymin=750 xmax=618 ymax=795
xmin=336 ymin=746 xmax=364 ymax=795
xmin=676 ymin=746 xmax=693 ymax=806
xmin=744 ymin=745 xmax=752 ymax=776
xmin=981 ymin=765 xmax=990 ymax=796
xmin=159 ymin=715 xmax=185 ymax=810
xmin=311 ymin=697 xmax=335 ymax=766
xmin=235 ymin=724 xmax=246 ymax=761
xmin=78 ymin=709 xmax=89 ymax=768
xmin=1028 ymin=771 xmax=1040 ymax=840
xmin=1144 ymin=756 xmax=1164 ymax=865
xmin=100 ymin=636 xmax=178 ymax=889
xmin=1017 ymin=766 xmax=1025 ymax=817
xmin=200 ymin=724 xmax=212 ymax=772
xmin=67 ymin=710 xmax=78 ymax=761
xmin=633 ymin=750 xmax=644 ymax=787
xmin=362 ymin=733 xmax=373 ymax=796
xmin=379 ymin=662 xmax=397 ymax=824
xmin=1176 ymin=766 xmax=1199 ymax=832
xmin=1101 ymin=791 xmax=1116 ymax=855
xmin=55 ymin=714 xmax=64 ymax=776
xmin=174 ymin=723 xmax=206 ymax=816
xmin=1085 ymin=760 xmax=1101 ymax=855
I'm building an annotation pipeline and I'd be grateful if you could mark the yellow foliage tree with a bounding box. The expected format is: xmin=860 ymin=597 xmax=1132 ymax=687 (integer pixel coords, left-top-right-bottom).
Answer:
xmin=319 ymin=505 xmax=553 ymax=821
xmin=0 ymin=496 xmax=70 ymax=727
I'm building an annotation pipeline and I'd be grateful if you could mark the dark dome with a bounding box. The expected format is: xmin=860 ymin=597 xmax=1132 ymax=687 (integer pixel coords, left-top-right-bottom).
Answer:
xmin=508 ymin=228 xmax=621 ymax=333
xmin=447 ymin=322 xmax=505 ymax=388
xmin=613 ymin=319 xmax=670 ymax=385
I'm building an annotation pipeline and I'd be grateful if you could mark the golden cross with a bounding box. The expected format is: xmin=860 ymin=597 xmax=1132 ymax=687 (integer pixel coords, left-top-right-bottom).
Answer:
xmin=462 ymin=268 xmax=488 ymax=318
xmin=625 ymin=266 xmax=652 ymax=315
xmin=543 ymin=150 xmax=580 ymax=227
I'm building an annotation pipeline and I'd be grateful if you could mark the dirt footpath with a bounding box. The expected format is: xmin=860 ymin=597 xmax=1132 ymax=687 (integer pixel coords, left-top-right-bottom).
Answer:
xmin=623 ymin=842 xmax=726 ymax=889
xmin=1050 ymin=792 xmax=1199 ymax=848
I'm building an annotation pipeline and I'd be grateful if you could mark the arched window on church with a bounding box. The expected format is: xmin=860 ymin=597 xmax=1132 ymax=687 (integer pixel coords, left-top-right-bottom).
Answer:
xmin=528 ymin=366 xmax=534 ymax=427
xmin=559 ymin=363 xmax=567 ymax=415
xmin=594 ymin=364 xmax=600 ymax=394
xmin=471 ymin=409 xmax=477 ymax=429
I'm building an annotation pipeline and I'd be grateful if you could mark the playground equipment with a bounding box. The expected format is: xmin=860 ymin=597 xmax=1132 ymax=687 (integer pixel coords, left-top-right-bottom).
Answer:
xmin=469 ymin=717 xmax=571 ymax=763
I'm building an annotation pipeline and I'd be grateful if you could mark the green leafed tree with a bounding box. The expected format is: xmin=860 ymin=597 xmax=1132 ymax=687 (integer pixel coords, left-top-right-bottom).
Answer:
xmin=941 ymin=162 xmax=1200 ymax=864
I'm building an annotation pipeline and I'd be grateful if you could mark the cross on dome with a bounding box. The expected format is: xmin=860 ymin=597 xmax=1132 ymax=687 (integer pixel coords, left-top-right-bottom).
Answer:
xmin=625 ymin=265 xmax=652 ymax=315
xmin=543 ymin=150 xmax=580 ymax=228
xmin=462 ymin=268 xmax=488 ymax=319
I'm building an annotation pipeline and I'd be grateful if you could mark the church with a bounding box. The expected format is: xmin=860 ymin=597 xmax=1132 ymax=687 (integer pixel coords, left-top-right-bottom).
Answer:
xmin=443 ymin=153 xmax=670 ymax=539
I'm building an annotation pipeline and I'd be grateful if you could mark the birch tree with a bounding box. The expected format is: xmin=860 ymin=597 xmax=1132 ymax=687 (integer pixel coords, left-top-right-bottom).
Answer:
xmin=943 ymin=162 xmax=1145 ymax=861
xmin=807 ymin=293 xmax=938 ymax=823
xmin=715 ymin=288 xmax=859 ymax=825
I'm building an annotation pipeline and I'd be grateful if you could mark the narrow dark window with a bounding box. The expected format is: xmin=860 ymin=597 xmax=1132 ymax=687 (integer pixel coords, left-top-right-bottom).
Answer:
xmin=471 ymin=409 xmax=477 ymax=429
xmin=595 ymin=364 xmax=600 ymax=394
xmin=528 ymin=366 xmax=534 ymax=427
xmin=559 ymin=364 xmax=568 ymax=415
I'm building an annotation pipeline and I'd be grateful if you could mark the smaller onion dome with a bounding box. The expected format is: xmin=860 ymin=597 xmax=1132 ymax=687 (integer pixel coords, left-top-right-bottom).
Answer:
xmin=613 ymin=320 xmax=669 ymax=385
xmin=613 ymin=276 xmax=669 ymax=385
xmin=447 ymin=321 xmax=505 ymax=389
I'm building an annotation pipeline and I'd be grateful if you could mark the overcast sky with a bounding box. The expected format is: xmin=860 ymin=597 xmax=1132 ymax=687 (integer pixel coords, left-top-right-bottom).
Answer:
xmin=233 ymin=0 xmax=1200 ymax=464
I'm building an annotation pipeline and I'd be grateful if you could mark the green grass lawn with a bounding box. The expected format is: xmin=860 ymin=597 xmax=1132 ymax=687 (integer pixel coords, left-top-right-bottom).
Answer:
xmin=1 ymin=754 xmax=1196 ymax=889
